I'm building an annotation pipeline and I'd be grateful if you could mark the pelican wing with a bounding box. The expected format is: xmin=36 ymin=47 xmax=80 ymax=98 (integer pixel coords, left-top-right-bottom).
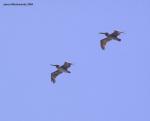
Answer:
xmin=99 ymin=32 xmax=109 ymax=37
xmin=51 ymin=70 xmax=63 ymax=83
xmin=100 ymin=37 xmax=112 ymax=50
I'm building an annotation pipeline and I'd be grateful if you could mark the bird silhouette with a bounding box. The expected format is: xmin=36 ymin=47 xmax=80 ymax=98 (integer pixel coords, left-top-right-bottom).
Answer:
xmin=99 ymin=30 xmax=123 ymax=50
xmin=51 ymin=62 xmax=72 ymax=83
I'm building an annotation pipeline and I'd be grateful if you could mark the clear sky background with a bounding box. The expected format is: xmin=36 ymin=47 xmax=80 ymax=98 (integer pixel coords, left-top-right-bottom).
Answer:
xmin=1 ymin=0 xmax=150 ymax=121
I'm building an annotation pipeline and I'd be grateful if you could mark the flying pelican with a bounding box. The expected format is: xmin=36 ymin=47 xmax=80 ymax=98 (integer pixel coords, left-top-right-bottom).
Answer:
xmin=51 ymin=62 xmax=72 ymax=83
xmin=99 ymin=30 xmax=123 ymax=50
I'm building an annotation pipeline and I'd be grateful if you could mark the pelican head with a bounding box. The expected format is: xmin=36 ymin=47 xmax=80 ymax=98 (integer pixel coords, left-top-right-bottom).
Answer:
xmin=66 ymin=62 xmax=72 ymax=65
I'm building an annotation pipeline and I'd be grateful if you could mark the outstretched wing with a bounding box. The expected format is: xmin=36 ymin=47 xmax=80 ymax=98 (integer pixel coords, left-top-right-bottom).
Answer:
xmin=61 ymin=62 xmax=72 ymax=70
xmin=51 ymin=70 xmax=63 ymax=83
xmin=99 ymin=32 xmax=109 ymax=37
xmin=100 ymin=37 xmax=112 ymax=50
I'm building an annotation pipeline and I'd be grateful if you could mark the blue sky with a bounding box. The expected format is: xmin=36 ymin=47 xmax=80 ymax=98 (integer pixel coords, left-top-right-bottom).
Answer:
xmin=1 ymin=0 xmax=150 ymax=121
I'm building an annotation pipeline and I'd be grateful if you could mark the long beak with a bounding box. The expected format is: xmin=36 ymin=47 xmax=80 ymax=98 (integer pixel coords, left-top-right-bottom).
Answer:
xmin=99 ymin=32 xmax=105 ymax=34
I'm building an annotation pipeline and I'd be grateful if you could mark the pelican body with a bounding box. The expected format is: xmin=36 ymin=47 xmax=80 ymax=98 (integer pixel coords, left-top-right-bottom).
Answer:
xmin=99 ymin=30 xmax=123 ymax=50
xmin=51 ymin=62 xmax=72 ymax=83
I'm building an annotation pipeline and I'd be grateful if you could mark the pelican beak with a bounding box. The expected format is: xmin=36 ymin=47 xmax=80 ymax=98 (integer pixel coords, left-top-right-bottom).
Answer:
xmin=99 ymin=32 xmax=105 ymax=34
